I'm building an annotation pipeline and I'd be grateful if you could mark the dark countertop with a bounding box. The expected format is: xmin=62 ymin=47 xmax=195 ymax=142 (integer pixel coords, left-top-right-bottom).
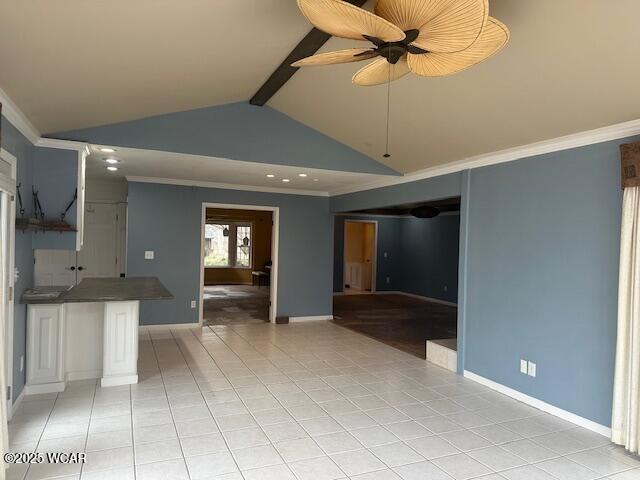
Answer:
xmin=21 ymin=277 xmax=173 ymax=304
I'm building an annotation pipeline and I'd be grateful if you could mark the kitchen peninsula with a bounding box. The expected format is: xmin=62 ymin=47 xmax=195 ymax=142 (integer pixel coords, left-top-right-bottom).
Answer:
xmin=21 ymin=277 xmax=173 ymax=392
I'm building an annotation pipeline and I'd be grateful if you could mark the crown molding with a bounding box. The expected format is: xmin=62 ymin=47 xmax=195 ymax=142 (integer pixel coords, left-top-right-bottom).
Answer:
xmin=126 ymin=176 xmax=330 ymax=197
xmin=36 ymin=137 xmax=90 ymax=154
xmin=329 ymin=119 xmax=640 ymax=197
xmin=0 ymin=86 xmax=40 ymax=144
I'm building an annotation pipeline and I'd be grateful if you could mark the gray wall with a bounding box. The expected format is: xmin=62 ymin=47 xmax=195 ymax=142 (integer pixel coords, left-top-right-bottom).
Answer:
xmin=53 ymin=102 xmax=399 ymax=176
xmin=331 ymin=138 xmax=631 ymax=427
xmin=127 ymin=181 xmax=333 ymax=325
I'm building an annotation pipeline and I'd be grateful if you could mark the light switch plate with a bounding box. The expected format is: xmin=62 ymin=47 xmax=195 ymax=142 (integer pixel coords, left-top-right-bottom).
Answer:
xmin=528 ymin=362 xmax=537 ymax=377
xmin=144 ymin=251 xmax=154 ymax=260
xmin=520 ymin=359 xmax=528 ymax=374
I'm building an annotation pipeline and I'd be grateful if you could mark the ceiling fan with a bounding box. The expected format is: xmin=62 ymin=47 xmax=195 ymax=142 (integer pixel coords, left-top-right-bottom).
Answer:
xmin=292 ymin=0 xmax=510 ymax=86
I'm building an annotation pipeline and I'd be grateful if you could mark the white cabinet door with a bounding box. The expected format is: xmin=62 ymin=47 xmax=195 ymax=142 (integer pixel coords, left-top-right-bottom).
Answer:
xmin=27 ymin=304 xmax=65 ymax=389
xmin=77 ymin=203 xmax=118 ymax=281
xmin=34 ymin=249 xmax=77 ymax=286
xmin=102 ymin=301 xmax=139 ymax=387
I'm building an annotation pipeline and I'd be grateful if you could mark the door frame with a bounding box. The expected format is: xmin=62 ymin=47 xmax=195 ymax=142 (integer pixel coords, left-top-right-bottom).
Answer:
xmin=0 ymin=148 xmax=17 ymax=419
xmin=343 ymin=219 xmax=378 ymax=294
xmin=199 ymin=203 xmax=279 ymax=324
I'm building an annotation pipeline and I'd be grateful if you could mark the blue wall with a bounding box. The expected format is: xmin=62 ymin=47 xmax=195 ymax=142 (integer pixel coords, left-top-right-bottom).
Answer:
xmin=333 ymin=214 xmax=460 ymax=303
xmin=333 ymin=215 xmax=404 ymax=293
xmin=465 ymin=139 xmax=628 ymax=427
xmin=331 ymin=137 xmax=630 ymax=428
xmin=31 ymin=147 xmax=78 ymax=250
xmin=52 ymin=102 xmax=398 ymax=176
xmin=2 ymin=116 xmax=34 ymax=402
xmin=127 ymin=182 xmax=333 ymax=325
xmin=401 ymin=215 xmax=460 ymax=303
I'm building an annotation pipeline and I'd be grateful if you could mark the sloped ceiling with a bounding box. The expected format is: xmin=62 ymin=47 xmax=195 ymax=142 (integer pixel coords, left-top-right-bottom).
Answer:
xmin=1 ymin=0 xmax=640 ymax=174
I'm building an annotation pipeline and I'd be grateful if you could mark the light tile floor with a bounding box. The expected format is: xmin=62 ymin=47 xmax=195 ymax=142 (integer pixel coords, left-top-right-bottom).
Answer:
xmin=6 ymin=322 xmax=640 ymax=480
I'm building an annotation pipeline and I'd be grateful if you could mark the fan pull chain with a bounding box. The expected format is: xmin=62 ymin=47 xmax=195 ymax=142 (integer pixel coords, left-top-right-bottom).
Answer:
xmin=383 ymin=57 xmax=392 ymax=158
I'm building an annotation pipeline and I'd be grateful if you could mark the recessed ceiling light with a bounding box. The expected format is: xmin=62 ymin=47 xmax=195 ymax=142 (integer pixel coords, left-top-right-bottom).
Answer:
xmin=266 ymin=174 xmax=275 ymax=178
xmin=105 ymin=158 xmax=119 ymax=164
xmin=313 ymin=179 xmax=319 ymax=182
xmin=106 ymin=166 xmax=118 ymax=172
xmin=298 ymin=173 xmax=307 ymax=177
xmin=100 ymin=148 xmax=115 ymax=153
xmin=282 ymin=179 xmax=290 ymax=183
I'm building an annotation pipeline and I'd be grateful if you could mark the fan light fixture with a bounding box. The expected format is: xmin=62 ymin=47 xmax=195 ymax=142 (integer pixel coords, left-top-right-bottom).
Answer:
xmin=292 ymin=0 xmax=509 ymax=157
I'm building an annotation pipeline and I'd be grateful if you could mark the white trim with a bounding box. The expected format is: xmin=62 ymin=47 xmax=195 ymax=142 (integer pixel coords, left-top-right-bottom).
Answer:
xmin=0 ymin=86 xmax=40 ymax=144
xmin=101 ymin=374 xmax=138 ymax=388
xmin=463 ymin=370 xmax=611 ymax=437
xmin=8 ymin=388 xmax=24 ymax=420
xmin=66 ymin=370 xmax=102 ymax=382
xmin=127 ymin=176 xmax=329 ymax=197
xmin=360 ymin=290 xmax=458 ymax=307
xmin=139 ymin=323 xmax=201 ymax=331
xmin=36 ymin=138 xmax=90 ymax=154
xmin=24 ymin=382 xmax=66 ymax=395
xmin=289 ymin=315 xmax=333 ymax=322
xmin=343 ymin=219 xmax=378 ymax=294
xmin=329 ymin=119 xmax=640 ymax=196
xmin=199 ymin=203 xmax=279 ymax=324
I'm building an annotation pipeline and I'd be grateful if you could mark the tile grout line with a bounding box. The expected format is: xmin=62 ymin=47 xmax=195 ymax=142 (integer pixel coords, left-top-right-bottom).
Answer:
xmin=148 ymin=331 xmax=193 ymax=480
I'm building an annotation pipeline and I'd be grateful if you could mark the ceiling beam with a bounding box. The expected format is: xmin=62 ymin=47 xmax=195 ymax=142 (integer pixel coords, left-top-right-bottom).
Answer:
xmin=249 ymin=0 xmax=367 ymax=107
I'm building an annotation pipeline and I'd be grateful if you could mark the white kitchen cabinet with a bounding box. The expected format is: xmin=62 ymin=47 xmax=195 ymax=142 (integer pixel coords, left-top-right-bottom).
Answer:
xmin=26 ymin=304 xmax=66 ymax=393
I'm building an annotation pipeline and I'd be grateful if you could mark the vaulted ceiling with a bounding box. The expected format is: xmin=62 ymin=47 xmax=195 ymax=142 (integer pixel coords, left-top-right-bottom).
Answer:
xmin=1 ymin=0 xmax=639 ymax=174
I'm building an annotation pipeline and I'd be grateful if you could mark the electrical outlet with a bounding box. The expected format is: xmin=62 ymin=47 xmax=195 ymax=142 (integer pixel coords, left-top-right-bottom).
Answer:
xmin=20 ymin=355 xmax=24 ymax=372
xmin=528 ymin=362 xmax=537 ymax=377
xmin=520 ymin=359 xmax=528 ymax=374
xmin=144 ymin=250 xmax=154 ymax=260
xmin=190 ymin=300 xmax=197 ymax=309
xmin=386 ymin=276 xmax=390 ymax=284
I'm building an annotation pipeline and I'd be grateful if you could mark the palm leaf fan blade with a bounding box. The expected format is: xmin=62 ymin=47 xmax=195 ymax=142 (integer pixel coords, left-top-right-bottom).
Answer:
xmin=297 ymin=0 xmax=406 ymax=42
xmin=292 ymin=48 xmax=377 ymax=67
xmin=411 ymin=0 xmax=489 ymax=53
xmin=352 ymin=55 xmax=411 ymax=86
xmin=407 ymin=17 xmax=509 ymax=77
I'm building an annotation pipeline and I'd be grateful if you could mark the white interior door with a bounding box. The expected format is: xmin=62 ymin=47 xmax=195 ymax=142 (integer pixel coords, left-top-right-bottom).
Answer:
xmin=77 ymin=203 xmax=118 ymax=281
xmin=34 ymin=250 xmax=77 ymax=286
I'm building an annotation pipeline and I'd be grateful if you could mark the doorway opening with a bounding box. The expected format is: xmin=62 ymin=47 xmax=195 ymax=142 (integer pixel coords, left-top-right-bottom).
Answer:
xmin=199 ymin=204 xmax=278 ymax=325
xmin=343 ymin=220 xmax=377 ymax=294
xmin=333 ymin=197 xmax=461 ymax=363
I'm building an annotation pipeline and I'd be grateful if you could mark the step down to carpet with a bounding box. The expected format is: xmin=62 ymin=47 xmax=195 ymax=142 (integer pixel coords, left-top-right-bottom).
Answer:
xmin=426 ymin=338 xmax=457 ymax=372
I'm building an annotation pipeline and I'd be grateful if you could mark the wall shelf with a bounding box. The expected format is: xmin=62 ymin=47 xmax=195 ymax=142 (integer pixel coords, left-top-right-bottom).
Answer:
xmin=16 ymin=218 xmax=77 ymax=233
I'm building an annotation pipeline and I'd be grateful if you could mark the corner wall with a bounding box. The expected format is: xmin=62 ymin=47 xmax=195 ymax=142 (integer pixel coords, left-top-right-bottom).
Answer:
xmin=331 ymin=137 xmax=630 ymax=428
xmin=127 ymin=182 xmax=333 ymax=325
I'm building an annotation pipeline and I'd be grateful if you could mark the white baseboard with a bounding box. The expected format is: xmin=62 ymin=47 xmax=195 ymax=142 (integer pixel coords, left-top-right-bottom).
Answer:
xmin=101 ymin=374 xmax=138 ymax=388
xmin=9 ymin=389 xmax=25 ymax=420
xmin=463 ymin=370 xmax=611 ymax=438
xmin=140 ymin=323 xmax=200 ymax=331
xmin=289 ymin=315 xmax=334 ymax=322
xmin=374 ymin=291 xmax=458 ymax=307
xmin=66 ymin=370 xmax=101 ymax=382
xmin=24 ymin=382 xmax=66 ymax=395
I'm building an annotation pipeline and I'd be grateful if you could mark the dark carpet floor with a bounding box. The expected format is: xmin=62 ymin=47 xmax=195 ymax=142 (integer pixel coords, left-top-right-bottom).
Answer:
xmin=204 ymin=285 xmax=270 ymax=325
xmin=332 ymin=293 xmax=457 ymax=359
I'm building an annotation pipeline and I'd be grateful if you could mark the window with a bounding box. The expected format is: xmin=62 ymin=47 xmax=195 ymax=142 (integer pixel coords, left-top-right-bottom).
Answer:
xmin=204 ymin=222 xmax=252 ymax=268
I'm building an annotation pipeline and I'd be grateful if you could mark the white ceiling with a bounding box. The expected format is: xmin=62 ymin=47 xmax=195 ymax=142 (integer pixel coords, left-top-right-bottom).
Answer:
xmin=2 ymin=0 xmax=640 ymax=175
xmin=86 ymin=146 xmax=390 ymax=195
